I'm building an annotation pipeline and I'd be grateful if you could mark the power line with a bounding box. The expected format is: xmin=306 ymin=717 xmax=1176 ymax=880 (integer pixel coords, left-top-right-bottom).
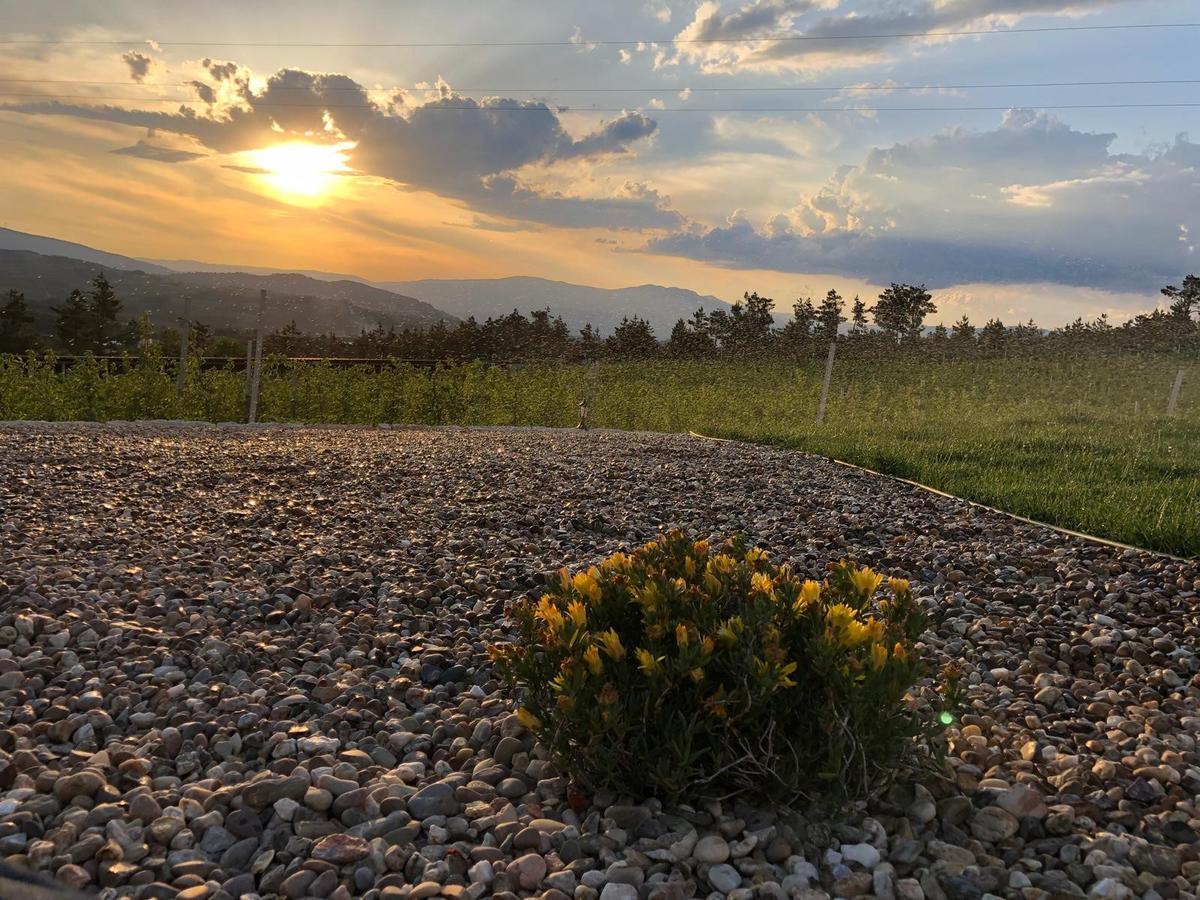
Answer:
xmin=1 ymin=77 xmax=1199 ymax=93
xmin=2 ymin=21 xmax=1198 ymax=47
xmin=2 ymin=95 xmax=1198 ymax=113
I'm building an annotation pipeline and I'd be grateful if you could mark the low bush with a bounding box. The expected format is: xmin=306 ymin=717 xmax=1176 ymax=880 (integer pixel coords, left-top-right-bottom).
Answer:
xmin=492 ymin=530 xmax=949 ymax=804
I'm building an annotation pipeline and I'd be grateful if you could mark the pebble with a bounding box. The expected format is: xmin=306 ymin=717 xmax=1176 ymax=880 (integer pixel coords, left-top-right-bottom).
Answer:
xmin=695 ymin=834 xmax=732 ymax=864
xmin=707 ymin=864 xmax=743 ymax=893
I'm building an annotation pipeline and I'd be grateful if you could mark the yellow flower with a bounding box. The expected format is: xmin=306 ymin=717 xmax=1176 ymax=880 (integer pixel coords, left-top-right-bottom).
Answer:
xmin=535 ymin=597 xmax=565 ymax=633
xmin=745 ymin=547 xmax=768 ymax=565
xmin=825 ymin=603 xmax=856 ymax=630
xmin=598 ymin=683 xmax=619 ymax=705
xmin=888 ymin=576 xmax=910 ymax=596
xmin=841 ymin=617 xmax=884 ymax=647
xmin=572 ymin=569 xmax=602 ymax=603
xmin=689 ymin=667 xmax=704 ymax=682
xmin=642 ymin=540 xmax=660 ymax=553
xmin=701 ymin=636 xmax=715 ymax=655
xmin=751 ymin=572 xmax=775 ymax=596
xmin=675 ymin=623 xmax=690 ymax=647
xmin=844 ymin=619 xmax=892 ymax=648
xmin=635 ymin=648 xmax=664 ymax=676
xmin=892 ymin=642 xmax=908 ymax=662
xmin=870 ymin=642 xmax=888 ymax=670
xmin=800 ymin=579 xmax=822 ymax=607
xmin=515 ymin=707 xmax=541 ymax=730
xmin=596 ymin=629 xmax=626 ymax=661
xmin=566 ymin=600 xmax=588 ymax=627
xmin=583 ymin=645 xmax=603 ymax=675
xmin=601 ymin=552 xmax=631 ymax=573
xmin=558 ymin=567 xmax=573 ymax=592
xmin=671 ymin=577 xmax=688 ymax=593
xmin=715 ymin=617 xmax=743 ymax=648
xmin=850 ymin=566 xmax=883 ymax=597
xmin=704 ymin=573 xmax=722 ymax=596
xmin=707 ymin=554 xmax=737 ymax=576
xmin=693 ymin=539 xmax=710 ymax=557
xmin=684 ymin=557 xmax=697 ymax=578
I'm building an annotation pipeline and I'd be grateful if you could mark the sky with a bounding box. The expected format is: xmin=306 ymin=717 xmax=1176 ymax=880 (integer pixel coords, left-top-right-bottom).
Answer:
xmin=1 ymin=0 xmax=1198 ymax=328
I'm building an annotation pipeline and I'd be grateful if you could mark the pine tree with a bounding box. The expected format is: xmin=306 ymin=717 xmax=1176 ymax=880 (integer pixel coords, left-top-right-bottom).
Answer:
xmin=869 ymin=283 xmax=936 ymax=342
xmin=88 ymin=273 xmax=124 ymax=351
xmin=850 ymin=296 xmax=868 ymax=334
xmin=980 ymin=318 xmax=1007 ymax=354
xmin=1162 ymin=275 xmax=1200 ymax=322
xmin=816 ymin=289 xmax=844 ymax=341
xmin=605 ymin=316 xmax=658 ymax=358
xmin=951 ymin=315 xmax=975 ymax=342
xmin=578 ymin=323 xmax=601 ymax=358
xmin=0 ymin=289 xmax=35 ymax=353
xmin=53 ymin=289 xmax=92 ymax=353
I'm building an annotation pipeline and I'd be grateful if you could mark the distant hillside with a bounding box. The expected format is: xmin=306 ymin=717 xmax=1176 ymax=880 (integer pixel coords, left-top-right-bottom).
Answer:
xmin=0 ymin=227 xmax=734 ymax=336
xmin=382 ymin=276 xmax=728 ymax=335
xmin=0 ymin=227 xmax=174 ymax=275
xmin=0 ymin=250 xmax=455 ymax=336
xmin=147 ymin=256 xmax=368 ymax=283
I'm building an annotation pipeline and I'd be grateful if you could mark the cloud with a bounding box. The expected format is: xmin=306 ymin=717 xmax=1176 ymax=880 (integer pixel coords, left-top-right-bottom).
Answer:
xmin=644 ymin=111 xmax=1200 ymax=291
xmin=112 ymin=138 xmax=205 ymax=163
xmin=662 ymin=0 xmax=1134 ymax=74
xmin=121 ymin=50 xmax=154 ymax=83
xmin=202 ymin=59 xmax=241 ymax=82
xmin=557 ymin=111 xmax=658 ymax=159
xmin=646 ymin=2 xmax=672 ymax=22
xmin=189 ymin=81 xmax=216 ymax=104
xmin=2 ymin=67 xmax=675 ymax=230
xmin=570 ymin=26 xmax=598 ymax=51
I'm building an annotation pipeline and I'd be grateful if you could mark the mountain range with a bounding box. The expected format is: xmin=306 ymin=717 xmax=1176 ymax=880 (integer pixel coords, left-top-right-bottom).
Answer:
xmin=381 ymin=277 xmax=724 ymax=334
xmin=0 ymin=247 xmax=452 ymax=336
xmin=0 ymin=227 xmax=728 ymax=336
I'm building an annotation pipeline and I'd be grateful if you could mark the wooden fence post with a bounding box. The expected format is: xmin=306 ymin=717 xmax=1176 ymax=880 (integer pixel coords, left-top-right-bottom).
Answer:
xmin=248 ymin=289 xmax=266 ymax=423
xmin=1167 ymin=367 xmax=1185 ymax=417
xmin=176 ymin=296 xmax=191 ymax=397
xmin=244 ymin=340 xmax=253 ymax=407
xmin=815 ymin=339 xmax=837 ymax=424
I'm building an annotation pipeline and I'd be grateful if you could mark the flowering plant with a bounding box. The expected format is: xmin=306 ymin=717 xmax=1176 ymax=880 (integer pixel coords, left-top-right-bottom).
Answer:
xmin=491 ymin=530 xmax=945 ymax=803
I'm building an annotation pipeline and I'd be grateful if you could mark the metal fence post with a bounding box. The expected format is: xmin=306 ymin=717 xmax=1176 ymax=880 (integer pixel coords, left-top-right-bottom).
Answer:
xmin=248 ymin=289 xmax=266 ymax=423
xmin=1167 ymin=367 xmax=1185 ymax=417
xmin=815 ymin=339 xmax=837 ymax=424
xmin=176 ymin=296 xmax=191 ymax=397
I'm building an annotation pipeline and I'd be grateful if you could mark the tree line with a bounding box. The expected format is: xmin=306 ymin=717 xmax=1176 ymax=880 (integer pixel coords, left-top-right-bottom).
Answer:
xmin=2 ymin=273 xmax=1198 ymax=361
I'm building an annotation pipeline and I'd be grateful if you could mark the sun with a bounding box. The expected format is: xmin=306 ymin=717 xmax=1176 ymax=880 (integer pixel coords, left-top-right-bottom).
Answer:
xmin=244 ymin=141 xmax=354 ymax=201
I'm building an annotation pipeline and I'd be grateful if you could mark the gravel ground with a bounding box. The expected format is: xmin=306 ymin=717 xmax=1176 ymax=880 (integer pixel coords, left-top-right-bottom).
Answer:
xmin=1 ymin=424 xmax=1198 ymax=900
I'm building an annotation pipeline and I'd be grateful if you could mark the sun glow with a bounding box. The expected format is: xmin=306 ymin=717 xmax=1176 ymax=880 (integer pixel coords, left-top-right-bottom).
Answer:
xmin=244 ymin=141 xmax=354 ymax=201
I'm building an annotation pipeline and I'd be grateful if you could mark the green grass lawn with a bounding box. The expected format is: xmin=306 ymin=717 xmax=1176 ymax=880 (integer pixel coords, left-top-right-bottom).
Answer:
xmin=3 ymin=352 xmax=1197 ymax=556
